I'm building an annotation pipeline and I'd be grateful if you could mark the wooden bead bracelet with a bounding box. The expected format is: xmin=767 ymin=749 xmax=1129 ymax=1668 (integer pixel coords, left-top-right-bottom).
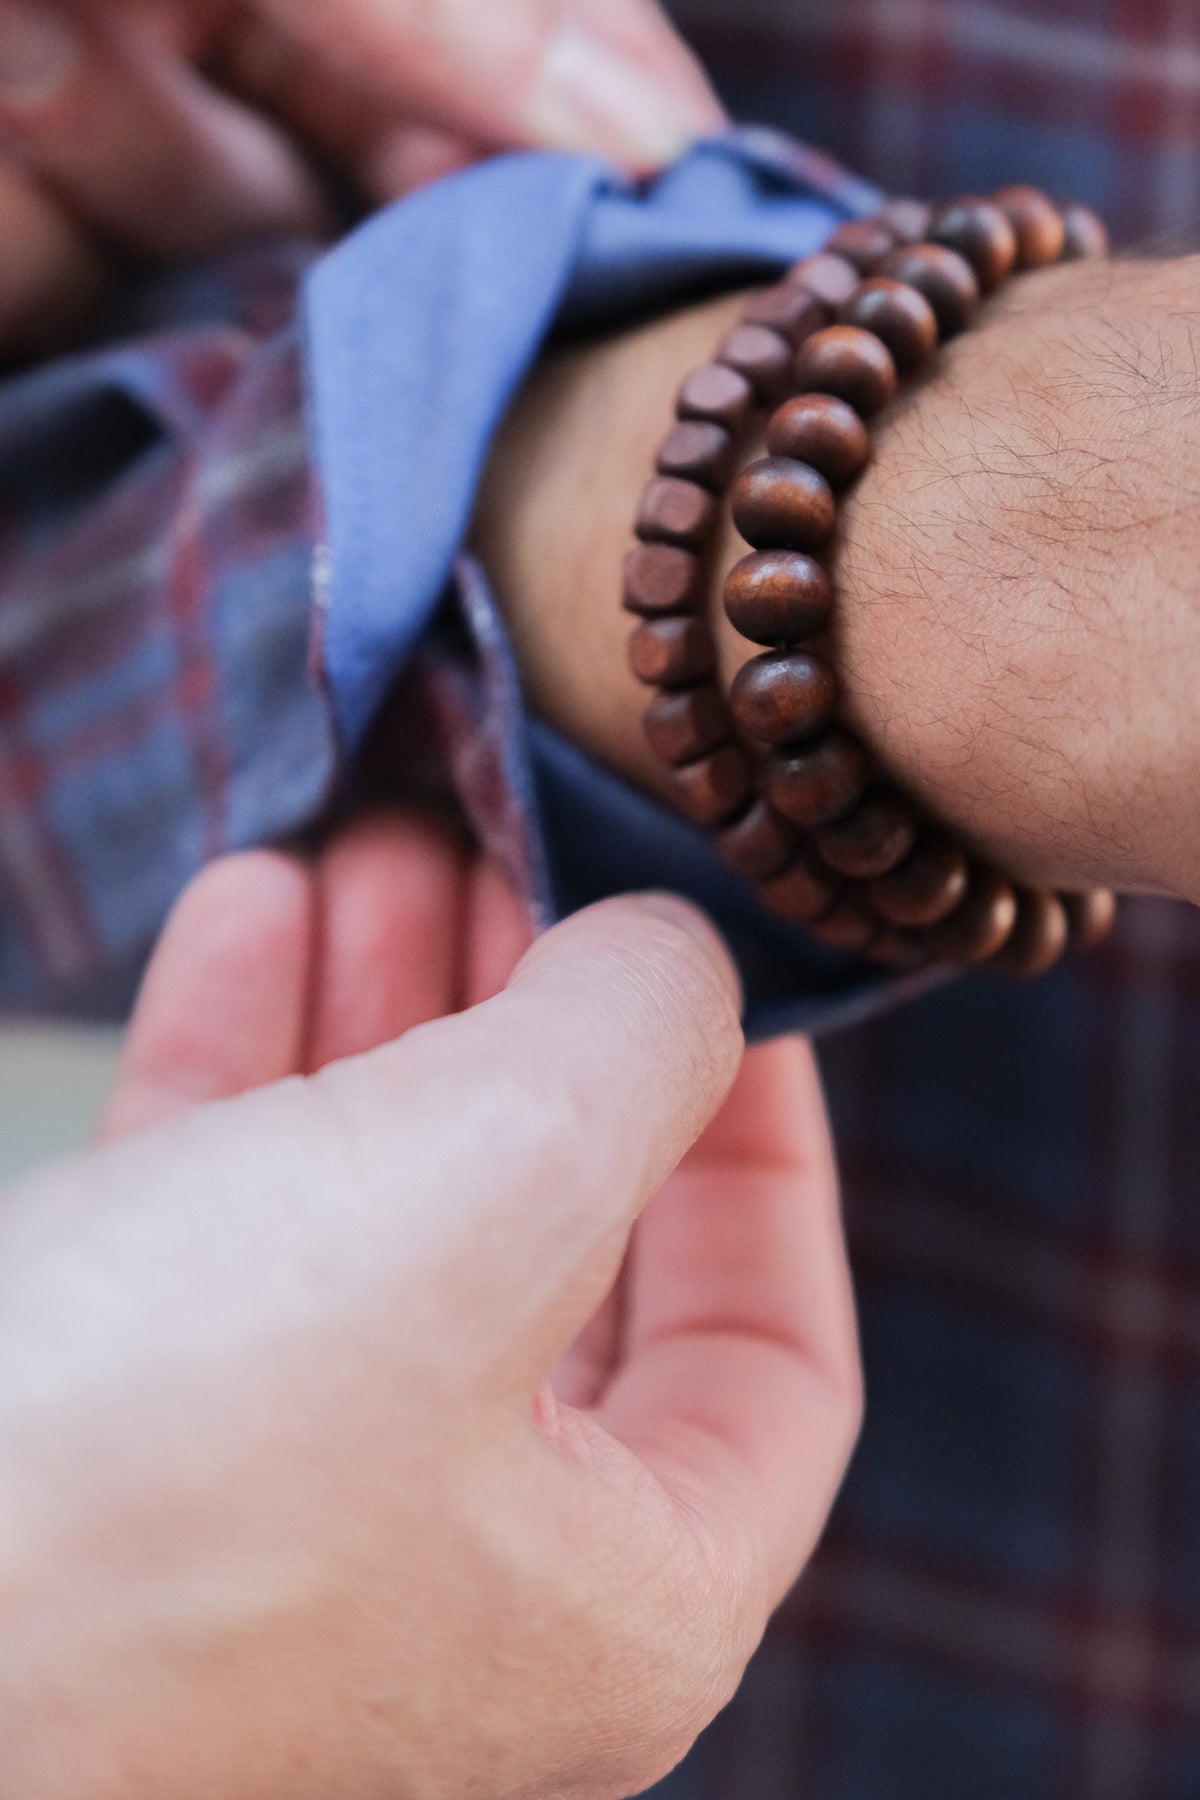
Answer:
xmin=623 ymin=185 xmax=1117 ymax=976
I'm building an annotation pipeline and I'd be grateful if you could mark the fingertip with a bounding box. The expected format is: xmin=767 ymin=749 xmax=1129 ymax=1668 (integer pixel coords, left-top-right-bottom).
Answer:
xmin=464 ymin=857 xmax=535 ymax=1007
xmin=307 ymin=811 xmax=468 ymax=1067
xmin=508 ymin=891 xmax=745 ymax=1112
xmin=102 ymin=850 xmax=315 ymax=1141
xmin=526 ymin=21 xmax=722 ymax=170
xmin=579 ymin=890 xmax=743 ymax=1030
xmin=145 ymin=847 xmax=316 ymax=999
xmin=625 ymin=892 xmax=744 ymax=1013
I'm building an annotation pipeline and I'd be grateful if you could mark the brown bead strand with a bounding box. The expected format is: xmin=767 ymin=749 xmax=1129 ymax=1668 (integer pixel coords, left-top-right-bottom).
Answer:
xmin=624 ymin=185 xmax=1116 ymax=973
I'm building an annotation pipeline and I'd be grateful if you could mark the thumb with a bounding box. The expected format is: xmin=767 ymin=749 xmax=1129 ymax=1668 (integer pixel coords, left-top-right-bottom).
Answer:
xmin=302 ymin=890 xmax=744 ymax=1381
xmin=258 ymin=0 xmax=725 ymax=171
xmin=0 ymin=895 xmax=741 ymax=1431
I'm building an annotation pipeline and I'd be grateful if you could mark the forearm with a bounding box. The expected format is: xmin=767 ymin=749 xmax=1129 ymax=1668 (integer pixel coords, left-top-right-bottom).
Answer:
xmin=477 ymin=256 xmax=1200 ymax=908
xmin=832 ymin=255 xmax=1200 ymax=903
xmin=475 ymin=289 xmax=751 ymax=798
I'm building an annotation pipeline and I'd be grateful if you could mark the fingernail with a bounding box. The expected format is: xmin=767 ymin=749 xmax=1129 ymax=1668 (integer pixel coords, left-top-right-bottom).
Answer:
xmin=0 ymin=1 xmax=78 ymax=104
xmin=528 ymin=23 xmax=713 ymax=169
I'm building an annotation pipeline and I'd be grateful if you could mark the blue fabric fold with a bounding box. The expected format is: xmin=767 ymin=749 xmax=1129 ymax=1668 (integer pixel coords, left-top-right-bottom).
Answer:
xmin=304 ymin=129 xmax=879 ymax=747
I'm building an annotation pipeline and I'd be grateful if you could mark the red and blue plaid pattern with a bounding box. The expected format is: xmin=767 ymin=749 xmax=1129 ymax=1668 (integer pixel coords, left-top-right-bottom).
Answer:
xmin=0 ymin=244 xmax=334 ymax=1009
xmin=673 ymin=0 xmax=1200 ymax=249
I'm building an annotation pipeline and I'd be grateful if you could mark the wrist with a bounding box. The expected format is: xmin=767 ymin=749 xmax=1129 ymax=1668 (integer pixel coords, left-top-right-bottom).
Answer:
xmin=477 ymin=254 xmax=1200 ymax=910
xmin=473 ymin=288 xmax=750 ymax=800
xmin=830 ymin=256 xmax=1200 ymax=905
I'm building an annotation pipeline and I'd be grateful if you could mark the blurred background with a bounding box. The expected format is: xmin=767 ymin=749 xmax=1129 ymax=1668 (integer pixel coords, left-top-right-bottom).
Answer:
xmin=668 ymin=0 xmax=1198 ymax=246
xmin=0 ymin=1021 xmax=120 ymax=1177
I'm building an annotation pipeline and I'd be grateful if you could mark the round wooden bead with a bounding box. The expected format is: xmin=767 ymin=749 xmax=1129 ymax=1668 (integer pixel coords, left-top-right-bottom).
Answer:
xmin=760 ymin=848 xmax=843 ymax=925
xmin=718 ymin=324 xmax=794 ymax=402
xmin=989 ymin=890 xmax=1069 ymax=976
xmin=731 ymin=457 xmax=836 ymax=552
xmin=808 ymin=886 xmax=880 ymax=950
xmin=1059 ymin=202 xmax=1109 ymax=261
xmin=991 ymin=184 xmax=1065 ymax=268
xmin=763 ymin=729 xmax=871 ymax=827
xmin=877 ymin=243 xmax=980 ymax=338
xmin=794 ymin=325 xmax=898 ymax=417
xmin=838 ymin=277 xmax=939 ymax=375
xmin=635 ymin=476 xmax=717 ymax=550
xmin=816 ymin=789 xmax=918 ymax=878
xmin=742 ymin=282 xmax=829 ymax=346
xmin=765 ymin=393 xmax=870 ymax=486
xmin=717 ymin=799 xmax=799 ymax=881
xmin=874 ymin=197 xmax=933 ymax=244
xmin=676 ymin=362 xmax=756 ymax=431
xmin=655 ymin=421 xmax=737 ymax=490
xmin=928 ymin=197 xmax=1017 ymax=291
xmin=870 ymin=927 xmax=931 ymax=968
xmin=666 ymin=744 xmax=753 ymax=827
xmin=824 ymin=220 xmax=897 ymax=275
xmin=925 ymin=867 xmax=1018 ymax=962
xmin=788 ymin=251 xmax=862 ymax=309
xmin=724 ymin=550 xmax=833 ymax=645
xmin=622 ymin=543 xmax=701 ymax=616
xmin=1063 ymin=888 xmax=1117 ymax=950
xmin=642 ymin=685 xmax=730 ymax=766
xmin=729 ymin=650 xmax=837 ymax=744
xmin=628 ymin=615 xmax=714 ymax=686
xmin=871 ymin=833 xmax=970 ymax=927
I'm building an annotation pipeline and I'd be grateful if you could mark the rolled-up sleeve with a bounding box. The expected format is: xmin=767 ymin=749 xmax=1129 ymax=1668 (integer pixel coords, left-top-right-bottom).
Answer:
xmin=0 ymin=130 xmax=936 ymax=1032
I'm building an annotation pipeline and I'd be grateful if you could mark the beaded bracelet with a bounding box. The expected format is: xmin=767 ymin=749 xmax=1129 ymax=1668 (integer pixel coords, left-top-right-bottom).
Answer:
xmin=623 ymin=185 xmax=1117 ymax=976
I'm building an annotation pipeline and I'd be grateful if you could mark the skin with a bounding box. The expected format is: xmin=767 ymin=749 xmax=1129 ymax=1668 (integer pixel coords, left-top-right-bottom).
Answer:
xmin=0 ymin=0 xmax=722 ymax=351
xmin=0 ymin=818 xmax=861 ymax=1799
xmin=5 ymin=24 xmax=1196 ymax=1778
xmin=476 ymin=254 xmax=1200 ymax=906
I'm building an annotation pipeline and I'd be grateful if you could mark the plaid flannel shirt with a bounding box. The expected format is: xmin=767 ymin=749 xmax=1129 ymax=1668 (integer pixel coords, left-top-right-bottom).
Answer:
xmin=3 ymin=4 xmax=1200 ymax=1796
xmin=0 ymin=243 xmax=334 ymax=1009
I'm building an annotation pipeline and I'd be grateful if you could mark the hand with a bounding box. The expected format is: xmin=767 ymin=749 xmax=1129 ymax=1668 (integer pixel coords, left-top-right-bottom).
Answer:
xmin=0 ymin=814 xmax=860 ymax=1800
xmin=477 ymin=258 xmax=1200 ymax=909
xmin=0 ymin=0 xmax=722 ymax=352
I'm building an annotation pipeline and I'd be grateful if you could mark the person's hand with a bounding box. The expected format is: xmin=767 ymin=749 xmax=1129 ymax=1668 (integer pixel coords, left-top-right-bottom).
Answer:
xmin=0 ymin=813 xmax=861 ymax=1800
xmin=476 ymin=257 xmax=1200 ymax=911
xmin=0 ymin=0 xmax=722 ymax=352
